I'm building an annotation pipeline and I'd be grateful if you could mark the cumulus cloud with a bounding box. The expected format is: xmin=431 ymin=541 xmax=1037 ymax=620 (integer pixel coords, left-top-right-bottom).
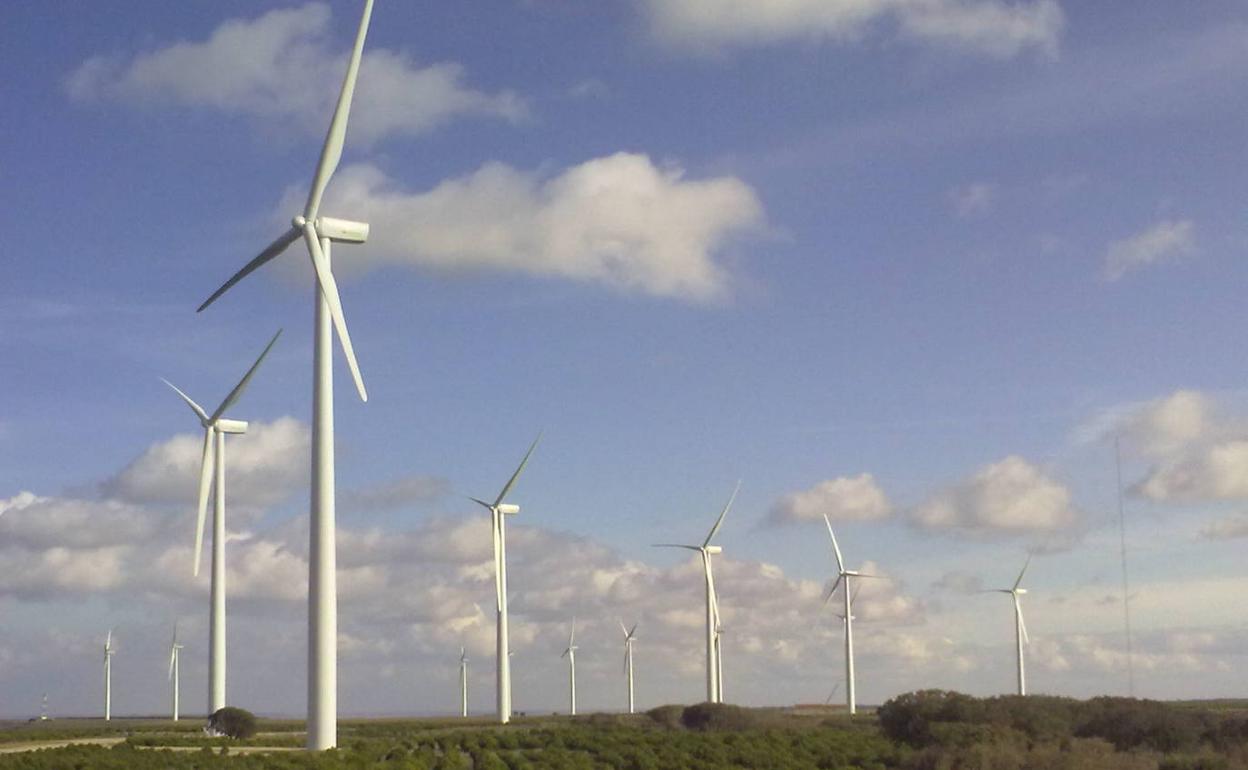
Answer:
xmin=1103 ymin=390 xmax=1217 ymax=458
xmin=1104 ymin=218 xmax=1196 ymax=281
xmin=311 ymin=154 xmax=764 ymax=300
xmin=767 ymin=473 xmax=892 ymax=526
xmin=948 ymin=181 xmax=997 ymax=218
xmin=642 ymin=0 xmax=1063 ymax=58
xmin=103 ymin=417 xmax=310 ymax=509
xmin=1134 ymin=440 xmax=1248 ymax=502
xmin=65 ymin=3 xmax=524 ymax=144
xmin=910 ymin=456 xmax=1078 ymax=541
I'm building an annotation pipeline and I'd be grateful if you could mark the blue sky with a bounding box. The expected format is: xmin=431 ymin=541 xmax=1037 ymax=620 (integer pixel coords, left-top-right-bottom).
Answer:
xmin=2 ymin=0 xmax=1247 ymax=719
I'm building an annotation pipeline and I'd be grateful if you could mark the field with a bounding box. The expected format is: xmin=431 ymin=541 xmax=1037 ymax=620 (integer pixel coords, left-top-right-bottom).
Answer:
xmin=1 ymin=694 xmax=1247 ymax=768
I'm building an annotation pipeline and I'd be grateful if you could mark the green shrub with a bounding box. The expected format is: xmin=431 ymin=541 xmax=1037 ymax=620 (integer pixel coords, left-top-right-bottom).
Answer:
xmin=1076 ymin=697 xmax=1208 ymax=753
xmin=679 ymin=702 xmax=761 ymax=731
xmin=645 ymin=704 xmax=684 ymax=729
xmin=207 ymin=706 xmax=257 ymax=739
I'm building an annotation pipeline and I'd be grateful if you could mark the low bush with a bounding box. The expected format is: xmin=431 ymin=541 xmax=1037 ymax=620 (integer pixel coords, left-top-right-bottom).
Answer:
xmin=679 ymin=702 xmax=761 ymax=731
xmin=207 ymin=706 xmax=257 ymax=739
xmin=645 ymin=704 xmax=684 ymax=729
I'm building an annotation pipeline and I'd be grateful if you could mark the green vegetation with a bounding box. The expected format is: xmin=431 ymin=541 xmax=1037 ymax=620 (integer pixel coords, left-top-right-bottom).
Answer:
xmin=210 ymin=708 xmax=259 ymax=740
xmin=2 ymin=695 xmax=1248 ymax=768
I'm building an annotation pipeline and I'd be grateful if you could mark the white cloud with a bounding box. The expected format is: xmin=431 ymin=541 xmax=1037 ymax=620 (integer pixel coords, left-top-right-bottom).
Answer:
xmin=313 ymin=154 xmax=764 ymax=301
xmin=642 ymin=0 xmax=1063 ymax=58
xmin=342 ymin=474 xmax=451 ymax=512
xmin=65 ymin=2 xmax=524 ymax=144
xmin=1135 ymin=439 xmax=1248 ymax=502
xmin=910 ymin=455 xmax=1078 ymax=540
xmin=103 ymin=417 xmax=310 ymax=509
xmin=767 ymin=473 xmax=892 ymax=525
xmin=947 ymin=181 xmax=996 ymax=218
xmin=1200 ymin=514 xmax=1248 ymax=540
xmin=1104 ymin=218 xmax=1196 ymax=281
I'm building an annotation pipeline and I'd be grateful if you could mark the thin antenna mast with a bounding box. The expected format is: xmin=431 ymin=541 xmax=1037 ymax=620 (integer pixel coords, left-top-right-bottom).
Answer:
xmin=1114 ymin=436 xmax=1136 ymax=696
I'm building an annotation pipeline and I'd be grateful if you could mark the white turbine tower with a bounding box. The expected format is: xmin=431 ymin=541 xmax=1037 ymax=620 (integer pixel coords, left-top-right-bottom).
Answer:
xmin=654 ymin=481 xmax=740 ymax=704
xmin=991 ymin=556 xmax=1031 ymax=696
xmin=459 ymin=648 xmax=468 ymax=718
xmin=196 ymin=0 xmax=377 ymax=750
xmin=620 ymin=621 xmax=638 ymax=714
xmin=560 ymin=619 xmax=578 ymax=716
xmin=469 ymin=436 xmax=540 ymax=724
xmin=822 ymin=514 xmax=880 ymax=716
xmin=163 ymin=329 xmax=280 ymax=715
xmin=102 ymin=629 xmax=115 ymax=721
xmin=168 ymin=623 xmax=185 ymax=722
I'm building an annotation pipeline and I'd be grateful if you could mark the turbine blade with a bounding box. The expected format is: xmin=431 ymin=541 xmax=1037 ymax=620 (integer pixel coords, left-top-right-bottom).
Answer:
xmin=823 ymin=575 xmax=843 ymax=606
xmin=197 ymin=226 xmax=301 ymax=313
xmin=303 ymin=0 xmax=375 ymax=222
xmin=569 ymin=618 xmax=576 ymax=647
xmin=823 ymin=515 xmax=846 ymax=574
xmin=468 ymin=496 xmax=494 ymax=511
xmin=192 ymin=427 xmax=215 ymax=577
xmin=304 ymin=224 xmax=367 ymax=402
xmin=629 ymin=622 xmax=638 ymax=638
xmin=850 ymin=582 xmax=862 ymax=605
xmin=1013 ymin=554 xmax=1032 ymax=591
xmin=623 ymin=650 xmax=629 ymax=674
xmin=1016 ymin=596 xmax=1030 ymax=644
xmin=168 ymin=647 xmax=176 ymax=680
xmin=494 ymin=433 xmax=542 ymax=507
xmin=652 ymin=544 xmax=701 ymax=551
xmin=209 ymin=329 xmax=283 ymax=422
xmin=161 ymin=380 xmax=208 ymax=423
xmin=703 ymin=479 xmax=740 ymax=547
xmin=619 ymin=620 xmax=629 ymax=638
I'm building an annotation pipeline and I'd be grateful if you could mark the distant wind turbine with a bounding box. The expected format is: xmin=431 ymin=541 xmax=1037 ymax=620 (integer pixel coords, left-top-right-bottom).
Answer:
xmin=162 ymin=329 xmax=280 ymax=715
xmin=620 ymin=621 xmax=638 ymax=714
xmin=560 ymin=619 xmax=578 ymax=715
xmin=990 ymin=556 xmax=1031 ymax=695
xmin=470 ymin=435 xmax=540 ymax=724
xmin=822 ymin=515 xmax=880 ymax=716
xmin=168 ymin=622 xmax=185 ymax=722
xmin=102 ymin=629 xmax=115 ymax=721
xmin=195 ymin=0 xmax=378 ymax=751
xmin=654 ymin=481 xmax=740 ymax=703
xmin=459 ymin=647 xmax=468 ymax=718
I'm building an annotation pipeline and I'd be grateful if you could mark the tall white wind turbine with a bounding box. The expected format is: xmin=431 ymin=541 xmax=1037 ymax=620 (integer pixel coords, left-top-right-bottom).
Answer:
xmin=654 ymin=481 xmax=740 ymax=704
xmin=822 ymin=515 xmax=880 ymax=716
xmin=163 ymin=329 xmax=281 ymax=715
xmin=103 ymin=629 xmax=115 ymax=721
xmin=560 ymin=619 xmax=578 ymax=716
xmin=620 ymin=621 xmax=638 ymax=714
xmin=196 ymin=0 xmax=378 ymax=750
xmin=168 ymin=622 xmax=185 ymax=722
xmin=459 ymin=647 xmax=468 ymax=718
xmin=469 ymin=436 xmax=540 ymax=724
xmin=991 ymin=556 xmax=1031 ymax=696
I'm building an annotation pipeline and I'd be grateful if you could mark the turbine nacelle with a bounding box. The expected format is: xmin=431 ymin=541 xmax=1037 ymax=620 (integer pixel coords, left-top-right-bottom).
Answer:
xmin=292 ymin=215 xmax=370 ymax=244
xmin=704 ymin=545 xmax=723 ymax=555
xmin=214 ymin=418 xmax=249 ymax=434
xmin=497 ymin=503 xmax=520 ymax=515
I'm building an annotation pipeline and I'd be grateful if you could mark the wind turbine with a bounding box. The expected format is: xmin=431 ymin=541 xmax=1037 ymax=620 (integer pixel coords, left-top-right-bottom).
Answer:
xmin=654 ymin=481 xmax=740 ymax=703
xmin=822 ymin=514 xmax=880 ymax=716
xmin=168 ymin=622 xmax=185 ymax=722
xmin=991 ymin=556 xmax=1031 ymax=695
xmin=163 ymin=329 xmax=280 ymax=715
xmin=459 ymin=648 xmax=468 ymax=718
xmin=620 ymin=621 xmax=637 ymax=714
xmin=560 ymin=619 xmax=578 ymax=716
xmin=102 ymin=629 xmax=114 ymax=721
xmin=469 ymin=435 xmax=540 ymax=724
xmin=195 ymin=0 xmax=378 ymax=750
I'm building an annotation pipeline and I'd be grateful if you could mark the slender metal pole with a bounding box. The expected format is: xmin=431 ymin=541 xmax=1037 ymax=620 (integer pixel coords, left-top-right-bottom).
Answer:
xmin=104 ymin=655 xmax=111 ymax=721
xmin=845 ymin=575 xmax=856 ymax=715
xmin=209 ymin=430 xmax=227 ymax=715
xmin=704 ymin=558 xmax=717 ymax=703
xmin=1015 ymin=599 xmax=1026 ymax=696
xmin=715 ymin=632 xmax=724 ymax=703
xmin=626 ymin=643 xmax=634 ymax=714
xmin=460 ymin=658 xmax=468 ymax=718
xmin=173 ymin=650 xmax=180 ymax=722
xmin=497 ymin=512 xmax=511 ymax=723
xmin=308 ymin=237 xmax=338 ymax=750
xmin=569 ymin=652 xmax=576 ymax=715
xmin=1115 ymin=438 xmax=1136 ymax=696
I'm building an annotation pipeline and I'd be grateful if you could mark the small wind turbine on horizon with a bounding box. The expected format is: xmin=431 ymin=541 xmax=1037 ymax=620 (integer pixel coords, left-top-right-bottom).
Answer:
xmin=470 ymin=435 xmax=540 ymax=724
xmin=168 ymin=622 xmax=185 ymax=722
xmin=988 ymin=556 xmax=1031 ymax=696
xmin=620 ymin=621 xmax=638 ymax=714
xmin=560 ymin=619 xmax=578 ymax=716
xmin=654 ymin=481 xmax=740 ymax=704
xmin=822 ymin=514 xmax=881 ymax=716
xmin=195 ymin=0 xmax=378 ymax=750
xmin=162 ymin=329 xmax=281 ymax=715
xmin=458 ymin=647 xmax=468 ymax=718
xmin=102 ymin=629 xmax=115 ymax=721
